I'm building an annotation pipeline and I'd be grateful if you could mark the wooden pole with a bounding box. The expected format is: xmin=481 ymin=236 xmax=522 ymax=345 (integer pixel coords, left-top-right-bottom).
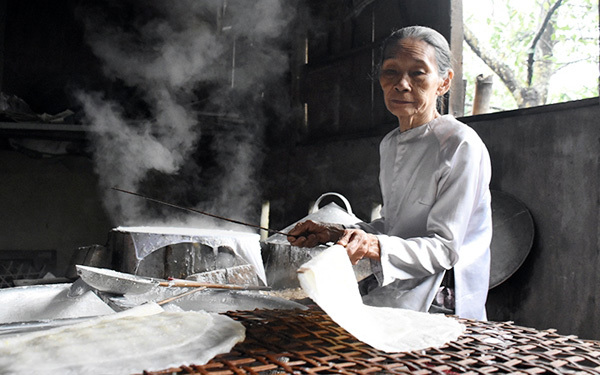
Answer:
xmin=0 ymin=0 xmax=7 ymax=92
xmin=449 ymin=0 xmax=465 ymax=117
xmin=472 ymin=74 xmax=493 ymax=115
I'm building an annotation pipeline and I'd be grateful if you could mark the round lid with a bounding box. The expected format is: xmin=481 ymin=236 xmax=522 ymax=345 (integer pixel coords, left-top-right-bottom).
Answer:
xmin=264 ymin=193 xmax=361 ymax=244
xmin=489 ymin=190 xmax=535 ymax=289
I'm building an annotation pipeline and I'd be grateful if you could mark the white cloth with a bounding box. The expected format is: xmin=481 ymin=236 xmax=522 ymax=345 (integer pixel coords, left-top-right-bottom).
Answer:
xmin=115 ymin=227 xmax=266 ymax=285
xmin=356 ymin=115 xmax=492 ymax=321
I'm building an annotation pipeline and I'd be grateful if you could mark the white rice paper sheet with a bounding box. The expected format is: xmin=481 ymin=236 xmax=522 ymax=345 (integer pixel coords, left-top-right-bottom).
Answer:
xmin=297 ymin=245 xmax=465 ymax=353
xmin=0 ymin=302 xmax=245 ymax=375
xmin=116 ymin=226 xmax=267 ymax=284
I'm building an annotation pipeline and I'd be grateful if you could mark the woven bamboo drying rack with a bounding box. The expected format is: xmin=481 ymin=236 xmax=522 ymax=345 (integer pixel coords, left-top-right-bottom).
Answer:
xmin=142 ymin=308 xmax=600 ymax=375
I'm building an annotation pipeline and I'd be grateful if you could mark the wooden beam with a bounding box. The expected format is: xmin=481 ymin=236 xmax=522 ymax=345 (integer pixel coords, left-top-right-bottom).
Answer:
xmin=0 ymin=0 xmax=6 ymax=92
xmin=449 ymin=0 xmax=464 ymax=117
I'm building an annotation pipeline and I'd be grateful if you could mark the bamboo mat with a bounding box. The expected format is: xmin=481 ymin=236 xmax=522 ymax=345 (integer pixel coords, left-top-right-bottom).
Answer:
xmin=142 ymin=308 xmax=600 ymax=375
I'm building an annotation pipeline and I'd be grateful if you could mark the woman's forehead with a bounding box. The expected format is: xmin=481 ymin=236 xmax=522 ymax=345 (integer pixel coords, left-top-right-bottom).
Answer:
xmin=383 ymin=38 xmax=437 ymax=65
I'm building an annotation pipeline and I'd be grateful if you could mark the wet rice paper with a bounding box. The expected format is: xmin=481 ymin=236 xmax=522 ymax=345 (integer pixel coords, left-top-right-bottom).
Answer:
xmin=297 ymin=244 xmax=465 ymax=353
xmin=0 ymin=302 xmax=245 ymax=375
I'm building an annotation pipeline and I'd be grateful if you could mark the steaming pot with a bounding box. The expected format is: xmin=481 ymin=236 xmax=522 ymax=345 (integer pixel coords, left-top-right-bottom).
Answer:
xmin=261 ymin=192 xmax=371 ymax=289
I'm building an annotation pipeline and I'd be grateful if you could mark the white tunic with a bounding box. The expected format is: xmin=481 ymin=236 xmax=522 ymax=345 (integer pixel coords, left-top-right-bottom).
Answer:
xmin=357 ymin=115 xmax=492 ymax=321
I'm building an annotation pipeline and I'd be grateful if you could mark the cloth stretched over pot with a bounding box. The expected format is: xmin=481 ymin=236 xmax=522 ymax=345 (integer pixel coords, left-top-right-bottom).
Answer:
xmin=113 ymin=226 xmax=266 ymax=284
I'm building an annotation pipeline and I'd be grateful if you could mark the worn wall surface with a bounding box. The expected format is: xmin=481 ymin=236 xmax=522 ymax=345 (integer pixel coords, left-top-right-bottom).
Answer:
xmin=0 ymin=150 xmax=113 ymax=275
xmin=268 ymin=98 xmax=600 ymax=341
xmin=467 ymin=99 xmax=600 ymax=340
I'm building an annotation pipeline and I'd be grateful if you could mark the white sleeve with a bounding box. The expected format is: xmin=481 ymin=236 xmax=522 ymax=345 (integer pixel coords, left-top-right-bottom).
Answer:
xmin=349 ymin=218 xmax=385 ymax=234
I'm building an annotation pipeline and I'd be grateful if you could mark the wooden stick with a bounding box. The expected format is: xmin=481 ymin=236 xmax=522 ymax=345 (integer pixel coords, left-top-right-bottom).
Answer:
xmin=156 ymin=287 xmax=207 ymax=306
xmin=158 ymin=279 xmax=271 ymax=291
xmin=111 ymin=187 xmax=294 ymax=237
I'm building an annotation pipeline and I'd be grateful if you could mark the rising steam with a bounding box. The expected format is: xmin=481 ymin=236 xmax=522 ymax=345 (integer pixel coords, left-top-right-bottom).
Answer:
xmin=75 ymin=0 xmax=298 ymax=228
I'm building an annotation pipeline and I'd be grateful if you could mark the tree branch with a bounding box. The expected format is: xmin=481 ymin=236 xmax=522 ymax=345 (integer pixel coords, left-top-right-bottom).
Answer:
xmin=463 ymin=25 xmax=522 ymax=101
xmin=527 ymin=0 xmax=563 ymax=85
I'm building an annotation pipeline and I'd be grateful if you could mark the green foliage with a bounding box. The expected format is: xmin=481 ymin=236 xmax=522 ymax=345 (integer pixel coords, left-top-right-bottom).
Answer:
xmin=463 ymin=0 xmax=599 ymax=114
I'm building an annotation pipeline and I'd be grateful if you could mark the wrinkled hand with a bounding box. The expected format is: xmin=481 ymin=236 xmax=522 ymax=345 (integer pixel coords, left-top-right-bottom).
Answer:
xmin=287 ymin=220 xmax=345 ymax=247
xmin=288 ymin=221 xmax=380 ymax=265
xmin=337 ymin=229 xmax=381 ymax=265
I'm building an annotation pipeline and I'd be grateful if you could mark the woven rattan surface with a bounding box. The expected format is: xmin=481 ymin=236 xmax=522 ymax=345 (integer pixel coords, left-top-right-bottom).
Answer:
xmin=142 ymin=308 xmax=600 ymax=375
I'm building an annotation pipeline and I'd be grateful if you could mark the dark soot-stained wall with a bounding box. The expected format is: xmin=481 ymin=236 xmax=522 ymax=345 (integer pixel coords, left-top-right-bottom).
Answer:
xmin=467 ymin=99 xmax=600 ymax=340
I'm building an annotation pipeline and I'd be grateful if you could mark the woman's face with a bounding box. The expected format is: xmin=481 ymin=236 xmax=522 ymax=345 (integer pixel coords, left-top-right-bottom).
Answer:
xmin=379 ymin=38 xmax=452 ymax=128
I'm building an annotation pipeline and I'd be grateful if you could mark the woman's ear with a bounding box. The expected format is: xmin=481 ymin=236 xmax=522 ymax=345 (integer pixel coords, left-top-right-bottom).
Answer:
xmin=437 ymin=69 xmax=454 ymax=96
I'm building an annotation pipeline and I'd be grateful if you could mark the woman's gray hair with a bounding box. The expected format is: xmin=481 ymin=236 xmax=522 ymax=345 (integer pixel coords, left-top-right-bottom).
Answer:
xmin=377 ymin=26 xmax=453 ymax=78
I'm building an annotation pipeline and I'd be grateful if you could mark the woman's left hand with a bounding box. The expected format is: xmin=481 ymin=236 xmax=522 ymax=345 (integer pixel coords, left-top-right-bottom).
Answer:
xmin=337 ymin=229 xmax=381 ymax=265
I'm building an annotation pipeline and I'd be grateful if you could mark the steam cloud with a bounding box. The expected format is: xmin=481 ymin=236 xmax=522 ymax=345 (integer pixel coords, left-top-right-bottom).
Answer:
xmin=75 ymin=0 xmax=298 ymax=228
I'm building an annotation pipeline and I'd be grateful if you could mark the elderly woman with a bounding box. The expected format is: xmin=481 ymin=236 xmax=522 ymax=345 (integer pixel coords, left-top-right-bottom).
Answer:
xmin=288 ymin=26 xmax=492 ymax=321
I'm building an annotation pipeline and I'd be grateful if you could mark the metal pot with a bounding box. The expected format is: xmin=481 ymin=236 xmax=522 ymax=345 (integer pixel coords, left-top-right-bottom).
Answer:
xmin=262 ymin=192 xmax=371 ymax=289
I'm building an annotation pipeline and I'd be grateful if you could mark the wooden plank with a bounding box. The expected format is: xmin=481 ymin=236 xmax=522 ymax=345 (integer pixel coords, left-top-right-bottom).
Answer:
xmin=0 ymin=0 xmax=6 ymax=92
xmin=449 ymin=0 xmax=465 ymax=117
xmin=305 ymin=64 xmax=339 ymax=134
xmin=338 ymin=51 xmax=375 ymax=132
xmin=373 ymin=0 xmax=408 ymax=41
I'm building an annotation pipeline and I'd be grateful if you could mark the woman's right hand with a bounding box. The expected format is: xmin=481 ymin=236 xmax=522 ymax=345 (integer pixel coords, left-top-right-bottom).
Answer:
xmin=287 ymin=220 xmax=345 ymax=247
